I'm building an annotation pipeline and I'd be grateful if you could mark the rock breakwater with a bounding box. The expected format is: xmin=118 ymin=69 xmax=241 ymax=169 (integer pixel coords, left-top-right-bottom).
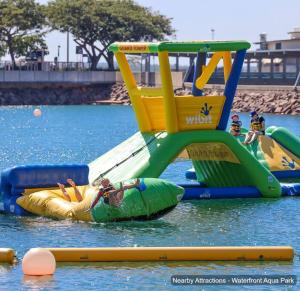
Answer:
xmin=0 ymin=83 xmax=299 ymax=115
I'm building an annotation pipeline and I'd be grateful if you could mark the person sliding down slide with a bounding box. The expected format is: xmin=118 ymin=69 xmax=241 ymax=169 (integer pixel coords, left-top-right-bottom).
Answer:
xmin=57 ymin=179 xmax=83 ymax=202
xmin=243 ymin=111 xmax=265 ymax=145
xmin=89 ymin=178 xmax=141 ymax=209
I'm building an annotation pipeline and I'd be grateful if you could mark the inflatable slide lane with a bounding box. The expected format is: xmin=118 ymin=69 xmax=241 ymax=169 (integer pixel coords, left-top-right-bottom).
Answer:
xmin=230 ymin=126 xmax=300 ymax=184
xmin=264 ymin=126 xmax=300 ymax=182
xmin=184 ymin=126 xmax=300 ymax=198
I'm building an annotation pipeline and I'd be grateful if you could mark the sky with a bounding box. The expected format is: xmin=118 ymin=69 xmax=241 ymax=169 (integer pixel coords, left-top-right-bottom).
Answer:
xmin=4 ymin=0 xmax=300 ymax=62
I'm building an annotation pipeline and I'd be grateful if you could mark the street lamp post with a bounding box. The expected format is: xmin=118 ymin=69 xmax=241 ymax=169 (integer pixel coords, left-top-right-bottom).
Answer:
xmin=57 ymin=45 xmax=61 ymax=61
xmin=211 ymin=29 xmax=215 ymax=40
xmin=67 ymin=30 xmax=70 ymax=68
xmin=41 ymin=48 xmax=44 ymax=71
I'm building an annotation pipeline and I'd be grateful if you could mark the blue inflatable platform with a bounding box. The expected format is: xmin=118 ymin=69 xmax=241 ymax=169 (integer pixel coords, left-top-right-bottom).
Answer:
xmin=179 ymin=183 xmax=300 ymax=200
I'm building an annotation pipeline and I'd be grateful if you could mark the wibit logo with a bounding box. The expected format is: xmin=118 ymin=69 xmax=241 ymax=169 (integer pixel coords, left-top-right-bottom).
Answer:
xmin=281 ymin=156 xmax=296 ymax=169
xmin=186 ymin=103 xmax=213 ymax=125
xmin=199 ymin=190 xmax=211 ymax=198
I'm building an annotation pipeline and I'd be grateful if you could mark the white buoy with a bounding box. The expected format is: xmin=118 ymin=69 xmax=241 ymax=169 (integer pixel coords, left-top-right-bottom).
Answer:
xmin=33 ymin=108 xmax=42 ymax=117
xmin=22 ymin=248 xmax=56 ymax=276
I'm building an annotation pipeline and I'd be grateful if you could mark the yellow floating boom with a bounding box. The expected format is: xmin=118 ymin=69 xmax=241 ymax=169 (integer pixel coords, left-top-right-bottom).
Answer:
xmin=0 ymin=248 xmax=16 ymax=263
xmin=47 ymin=246 xmax=294 ymax=262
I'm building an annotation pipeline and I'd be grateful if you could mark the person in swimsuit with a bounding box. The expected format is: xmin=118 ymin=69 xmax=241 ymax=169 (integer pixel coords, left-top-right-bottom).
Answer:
xmin=230 ymin=114 xmax=242 ymax=136
xmin=243 ymin=111 xmax=265 ymax=145
xmin=57 ymin=178 xmax=83 ymax=202
xmin=89 ymin=178 xmax=140 ymax=209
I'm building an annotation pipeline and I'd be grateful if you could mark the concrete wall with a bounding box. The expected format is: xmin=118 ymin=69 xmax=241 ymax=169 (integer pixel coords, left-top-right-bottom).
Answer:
xmin=0 ymin=71 xmax=184 ymax=88
xmin=0 ymin=71 xmax=117 ymax=84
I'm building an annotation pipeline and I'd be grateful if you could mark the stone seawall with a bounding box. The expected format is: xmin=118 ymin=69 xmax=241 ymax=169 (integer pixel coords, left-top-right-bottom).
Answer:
xmin=0 ymin=84 xmax=130 ymax=105
xmin=233 ymin=89 xmax=300 ymax=115
xmin=175 ymin=87 xmax=300 ymax=115
xmin=0 ymin=83 xmax=299 ymax=115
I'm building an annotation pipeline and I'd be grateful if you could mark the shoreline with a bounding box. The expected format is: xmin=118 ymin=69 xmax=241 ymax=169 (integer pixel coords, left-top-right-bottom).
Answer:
xmin=0 ymin=83 xmax=299 ymax=115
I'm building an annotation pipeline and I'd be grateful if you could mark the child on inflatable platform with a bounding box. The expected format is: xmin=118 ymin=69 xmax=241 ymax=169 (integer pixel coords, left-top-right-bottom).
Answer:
xmin=230 ymin=114 xmax=243 ymax=136
xmin=89 ymin=178 xmax=141 ymax=209
xmin=243 ymin=111 xmax=265 ymax=145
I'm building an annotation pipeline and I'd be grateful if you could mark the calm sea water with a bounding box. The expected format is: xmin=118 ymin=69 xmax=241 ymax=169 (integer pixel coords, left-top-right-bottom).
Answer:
xmin=0 ymin=106 xmax=299 ymax=291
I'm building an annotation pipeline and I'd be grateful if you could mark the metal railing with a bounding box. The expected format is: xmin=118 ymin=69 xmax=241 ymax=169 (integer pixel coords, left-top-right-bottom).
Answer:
xmin=0 ymin=61 xmax=95 ymax=72
xmin=208 ymin=71 xmax=299 ymax=85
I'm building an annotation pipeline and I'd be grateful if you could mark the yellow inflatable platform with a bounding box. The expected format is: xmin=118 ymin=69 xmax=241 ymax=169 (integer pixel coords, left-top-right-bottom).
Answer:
xmin=17 ymin=185 xmax=94 ymax=221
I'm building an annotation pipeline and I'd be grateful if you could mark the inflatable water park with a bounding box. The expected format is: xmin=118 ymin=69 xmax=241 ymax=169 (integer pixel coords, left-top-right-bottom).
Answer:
xmin=1 ymin=40 xmax=300 ymax=222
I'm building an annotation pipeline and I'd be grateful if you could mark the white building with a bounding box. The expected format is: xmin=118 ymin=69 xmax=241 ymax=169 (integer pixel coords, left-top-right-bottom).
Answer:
xmin=253 ymin=28 xmax=300 ymax=73
xmin=255 ymin=28 xmax=300 ymax=50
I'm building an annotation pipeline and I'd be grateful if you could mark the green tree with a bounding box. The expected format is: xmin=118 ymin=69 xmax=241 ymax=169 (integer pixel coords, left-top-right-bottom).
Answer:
xmin=0 ymin=0 xmax=46 ymax=67
xmin=47 ymin=0 xmax=174 ymax=70
xmin=0 ymin=41 xmax=6 ymax=58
